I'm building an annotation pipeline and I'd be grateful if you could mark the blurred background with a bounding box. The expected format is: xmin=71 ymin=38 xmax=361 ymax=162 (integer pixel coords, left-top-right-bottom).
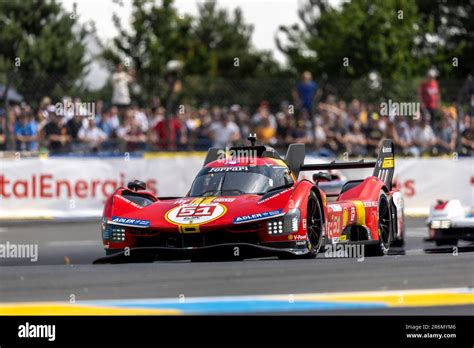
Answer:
xmin=0 ymin=0 xmax=472 ymax=158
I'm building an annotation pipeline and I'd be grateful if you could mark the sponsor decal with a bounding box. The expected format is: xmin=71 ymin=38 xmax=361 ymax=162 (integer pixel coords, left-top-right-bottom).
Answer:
xmin=327 ymin=215 xmax=340 ymax=238
xmin=382 ymin=157 xmax=394 ymax=168
xmin=328 ymin=204 xmax=342 ymax=212
xmin=115 ymin=194 xmax=143 ymax=209
xmin=289 ymin=234 xmax=307 ymax=241
xmin=209 ymin=166 xmax=248 ymax=172
xmin=302 ymin=218 xmax=307 ymax=230
xmin=166 ymin=203 xmax=227 ymax=225
xmin=363 ymin=201 xmax=378 ymax=208
xmin=257 ymin=187 xmax=293 ymax=204
xmin=0 ymin=173 xmax=157 ymax=199
xmin=174 ymin=199 xmax=191 ymax=205
xmin=340 ymin=235 xmax=347 ymax=241
xmin=382 ymin=146 xmax=392 ymax=153
xmin=350 ymin=207 xmax=356 ymax=222
xmin=213 ymin=197 xmax=235 ymax=203
xmin=233 ymin=209 xmax=284 ymax=224
xmin=111 ymin=216 xmax=150 ymax=227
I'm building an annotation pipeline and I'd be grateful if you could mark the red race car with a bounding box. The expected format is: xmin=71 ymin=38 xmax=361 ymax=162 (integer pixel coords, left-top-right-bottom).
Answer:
xmin=95 ymin=137 xmax=400 ymax=263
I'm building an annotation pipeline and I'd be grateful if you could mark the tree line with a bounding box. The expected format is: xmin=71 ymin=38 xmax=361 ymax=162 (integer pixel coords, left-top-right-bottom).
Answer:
xmin=0 ymin=0 xmax=472 ymax=105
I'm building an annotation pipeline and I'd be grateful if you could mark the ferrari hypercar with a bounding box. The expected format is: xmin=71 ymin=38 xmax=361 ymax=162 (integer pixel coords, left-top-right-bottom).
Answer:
xmin=426 ymin=199 xmax=474 ymax=246
xmin=95 ymin=137 xmax=401 ymax=263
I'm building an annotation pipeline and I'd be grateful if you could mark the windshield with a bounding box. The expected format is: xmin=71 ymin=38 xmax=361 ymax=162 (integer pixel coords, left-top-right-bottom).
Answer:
xmin=189 ymin=165 xmax=294 ymax=197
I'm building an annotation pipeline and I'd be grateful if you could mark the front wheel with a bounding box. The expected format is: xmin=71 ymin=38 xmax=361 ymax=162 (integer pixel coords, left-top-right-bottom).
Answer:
xmin=366 ymin=191 xmax=392 ymax=256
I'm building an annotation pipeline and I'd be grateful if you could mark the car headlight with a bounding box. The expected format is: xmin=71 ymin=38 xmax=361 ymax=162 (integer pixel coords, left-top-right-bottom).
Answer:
xmin=431 ymin=220 xmax=450 ymax=229
xmin=103 ymin=224 xmax=126 ymax=242
xmin=267 ymin=209 xmax=300 ymax=235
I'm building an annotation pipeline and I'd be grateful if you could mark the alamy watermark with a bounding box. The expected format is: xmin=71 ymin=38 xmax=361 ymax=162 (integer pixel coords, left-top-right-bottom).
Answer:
xmin=18 ymin=322 xmax=55 ymax=341
xmin=217 ymin=146 xmax=258 ymax=166
xmin=0 ymin=241 xmax=38 ymax=262
xmin=380 ymin=99 xmax=420 ymax=118
xmin=324 ymin=243 xmax=365 ymax=261
xmin=55 ymin=101 xmax=95 ymax=118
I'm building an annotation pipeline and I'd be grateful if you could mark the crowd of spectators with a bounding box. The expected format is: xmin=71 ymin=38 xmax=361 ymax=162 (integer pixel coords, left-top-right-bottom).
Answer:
xmin=0 ymin=72 xmax=473 ymax=158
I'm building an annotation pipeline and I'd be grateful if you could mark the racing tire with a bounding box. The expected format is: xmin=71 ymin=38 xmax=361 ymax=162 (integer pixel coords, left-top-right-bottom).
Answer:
xmin=366 ymin=191 xmax=392 ymax=256
xmin=305 ymin=191 xmax=324 ymax=258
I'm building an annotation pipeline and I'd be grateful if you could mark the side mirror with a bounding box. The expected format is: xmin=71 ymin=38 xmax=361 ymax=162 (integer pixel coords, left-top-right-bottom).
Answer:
xmin=313 ymin=172 xmax=331 ymax=184
xmin=127 ymin=180 xmax=146 ymax=191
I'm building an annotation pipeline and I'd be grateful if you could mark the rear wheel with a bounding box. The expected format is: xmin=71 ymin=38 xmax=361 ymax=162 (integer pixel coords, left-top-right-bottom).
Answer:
xmin=366 ymin=191 xmax=391 ymax=256
xmin=306 ymin=191 xmax=324 ymax=258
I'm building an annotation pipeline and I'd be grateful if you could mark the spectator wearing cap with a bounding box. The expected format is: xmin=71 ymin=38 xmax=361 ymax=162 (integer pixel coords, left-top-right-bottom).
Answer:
xmin=418 ymin=69 xmax=441 ymax=123
xmin=42 ymin=110 xmax=71 ymax=153
xmin=14 ymin=112 xmax=38 ymax=151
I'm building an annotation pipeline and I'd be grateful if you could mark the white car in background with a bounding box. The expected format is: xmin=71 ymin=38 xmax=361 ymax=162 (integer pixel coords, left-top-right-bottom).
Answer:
xmin=427 ymin=199 xmax=474 ymax=246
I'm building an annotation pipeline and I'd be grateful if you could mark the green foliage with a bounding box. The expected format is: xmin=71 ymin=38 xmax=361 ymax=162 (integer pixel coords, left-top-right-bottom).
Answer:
xmin=277 ymin=0 xmax=472 ymax=101
xmin=415 ymin=0 xmax=473 ymax=78
xmin=0 ymin=0 xmax=89 ymax=104
xmin=102 ymin=0 xmax=282 ymax=103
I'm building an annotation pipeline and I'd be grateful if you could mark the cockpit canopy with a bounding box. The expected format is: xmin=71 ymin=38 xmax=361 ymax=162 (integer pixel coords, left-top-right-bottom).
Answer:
xmin=189 ymin=164 xmax=294 ymax=197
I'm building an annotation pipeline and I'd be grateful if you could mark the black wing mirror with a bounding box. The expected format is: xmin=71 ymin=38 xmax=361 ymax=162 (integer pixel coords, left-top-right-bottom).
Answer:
xmin=313 ymin=172 xmax=331 ymax=184
xmin=127 ymin=180 xmax=147 ymax=191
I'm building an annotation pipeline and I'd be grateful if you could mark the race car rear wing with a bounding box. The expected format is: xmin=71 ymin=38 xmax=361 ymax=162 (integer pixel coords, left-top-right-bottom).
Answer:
xmin=287 ymin=139 xmax=394 ymax=190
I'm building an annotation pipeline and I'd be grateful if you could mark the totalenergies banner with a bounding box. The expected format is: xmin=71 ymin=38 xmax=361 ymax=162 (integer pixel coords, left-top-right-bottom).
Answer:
xmin=0 ymin=155 xmax=472 ymax=219
xmin=0 ymin=154 xmax=204 ymax=219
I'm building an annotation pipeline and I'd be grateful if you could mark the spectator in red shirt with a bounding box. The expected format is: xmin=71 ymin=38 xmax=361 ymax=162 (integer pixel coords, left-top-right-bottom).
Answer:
xmin=152 ymin=113 xmax=185 ymax=150
xmin=418 ymin=69 xmax=441 ymax=122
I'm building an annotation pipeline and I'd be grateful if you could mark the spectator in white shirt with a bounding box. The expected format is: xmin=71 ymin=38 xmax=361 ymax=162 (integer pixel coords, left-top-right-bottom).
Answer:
xmin=209 ymin=114 xmax=241 ymax=148
xmin=78 ymin=118 xmax=107 ymax=151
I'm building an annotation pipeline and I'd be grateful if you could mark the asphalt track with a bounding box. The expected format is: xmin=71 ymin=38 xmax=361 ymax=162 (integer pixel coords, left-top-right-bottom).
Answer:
xmin=0 ymin=218 xmax=473 ymax=315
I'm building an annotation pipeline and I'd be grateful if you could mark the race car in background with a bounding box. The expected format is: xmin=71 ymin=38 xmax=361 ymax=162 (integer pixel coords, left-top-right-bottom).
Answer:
xmin=427 ymin=199 xmax=474 ymax=246
xmin=95 ymin=137 xmax=403 ymax=263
